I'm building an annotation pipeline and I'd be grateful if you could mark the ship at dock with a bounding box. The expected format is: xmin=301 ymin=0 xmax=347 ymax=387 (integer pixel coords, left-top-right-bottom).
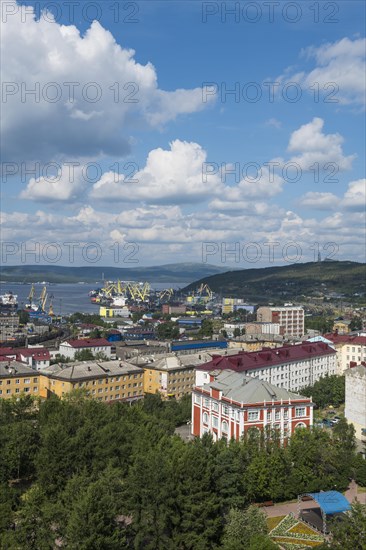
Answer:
xmin=24 ymin=284 xmax=55 ymax=321
xmin=0 ymin=291 xmax=18 ymax=311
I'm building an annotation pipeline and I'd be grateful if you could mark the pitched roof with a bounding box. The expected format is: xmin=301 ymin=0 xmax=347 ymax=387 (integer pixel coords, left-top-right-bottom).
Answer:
xmin=199 ymin=369 xmax=309 ymax=404
xmin=0 ymin=361 xmax=38 ymax=377
xmin=17 ymin=348 xmax=50 ymax=360
xmin=41 ymin=360 xmax=143 ymax=381
xmin=63 ymin=338 xmax=111 ymax=348
xmin=196 ymin=342 xmax=336 ymax=374
xmin=323 ymin=333 xmax=366 ymax=345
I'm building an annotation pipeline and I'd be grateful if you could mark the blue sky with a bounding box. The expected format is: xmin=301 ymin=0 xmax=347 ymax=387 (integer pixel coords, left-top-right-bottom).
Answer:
xmin=1 ymin=0 xmax=365 ymax=267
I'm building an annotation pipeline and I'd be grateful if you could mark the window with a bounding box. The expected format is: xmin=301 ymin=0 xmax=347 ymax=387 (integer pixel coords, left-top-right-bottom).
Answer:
xmin=222 ymin=420 xmax=228 ymax=433
xmin=203 ymin=398 xmax=209 ymax=408
xmin=212 ymin=416 xmax=218 ymax=428
xmin=15 ymin=379 xmax=20 ymax=384
xmin=24 ymin=388 xmax=29 ymax=393
xmin=6 ymin=389 xmax=11 ymax=394
xmin=15 ymin=388 xmax=20 ymax=393
xmin=24 ymin=378 xmax=30 ymax=384
xmin=194 ymin=394 xmax=200 ymax=404
xmin=212 ymin=402 xmax=219 ymax=412
xmin=248 ymin=410 xmax=259 ymax=421
xmin=33 ymin=387 xmax=38 ymax=392
xmin=275 ymin=410 xmax=281 ymax=421
xmin=295 ymin=407 xmax=306 ymax=417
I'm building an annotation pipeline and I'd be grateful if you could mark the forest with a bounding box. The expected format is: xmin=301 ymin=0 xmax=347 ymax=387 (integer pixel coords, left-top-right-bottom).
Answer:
xmin=0 ymin=393 xmax=365 ymax=549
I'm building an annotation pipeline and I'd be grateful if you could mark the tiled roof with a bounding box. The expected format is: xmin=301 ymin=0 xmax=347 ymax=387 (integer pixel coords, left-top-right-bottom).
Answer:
xmin=196 ymin=342 xmax=336 ymax=374
xmin=17 ymin=348 xmax=50 ymax=359
xmin=63 ymin=338 xmax=111 ymax=348
xmin=323 ymin=333 xmax=366 ymax=345
xmin=199 ymin=369 xmax=309 ymax=404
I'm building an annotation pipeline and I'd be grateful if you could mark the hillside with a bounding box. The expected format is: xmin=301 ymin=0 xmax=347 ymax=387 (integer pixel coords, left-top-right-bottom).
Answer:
xmin=183 ymin=261 xmax=366 ymax=302
xmin=0 ymin=263 xmax=228 ymax=284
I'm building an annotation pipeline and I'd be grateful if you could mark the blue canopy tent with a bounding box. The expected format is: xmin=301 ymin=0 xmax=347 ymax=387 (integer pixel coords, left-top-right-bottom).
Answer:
xmin=298 ymin=491 xmax=351 ymax=533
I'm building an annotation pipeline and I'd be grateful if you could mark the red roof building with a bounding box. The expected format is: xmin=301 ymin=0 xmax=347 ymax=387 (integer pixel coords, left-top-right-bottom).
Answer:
xmin=195 ymin=342 xmax=337 ymax=393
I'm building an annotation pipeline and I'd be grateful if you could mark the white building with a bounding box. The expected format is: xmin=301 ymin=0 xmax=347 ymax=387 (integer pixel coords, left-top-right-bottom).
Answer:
xmin=256 ymin=306 xmax=304 ymax=338
xmin=323 ymin=334 xmax=366 ymax=374
xmin=195 ymin=342 xmax=337 ymax=394
xmin=58 ymin=338 xmax=113 ymax=360
xmin=345 ymin=365 xmax=366 ymax=441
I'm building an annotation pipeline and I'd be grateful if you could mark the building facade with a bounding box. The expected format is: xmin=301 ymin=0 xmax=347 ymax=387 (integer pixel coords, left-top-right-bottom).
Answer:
xmin=345 ymin=364 xmax=366 ymax=441
xmin=192 ymin=369 xmax=313 ymax=441
xmin=323 ymin=334 xmax=366 ymax=374
xmin=196 ymin=342 xmax=337 ymax=393
xmin=41 ymin=360 xmax=144 ymax=403
xmin=58 ymin=338 xmax=113 ymax=360
xmin=0 ymin=361 xmax=44 ymax=399
xmin=256 ymin=306 xmax=304 ymax=337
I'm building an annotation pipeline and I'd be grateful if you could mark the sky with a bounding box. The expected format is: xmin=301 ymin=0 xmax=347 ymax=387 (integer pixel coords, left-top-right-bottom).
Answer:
xmin=1 ymin=0 xmax=365 ymax=268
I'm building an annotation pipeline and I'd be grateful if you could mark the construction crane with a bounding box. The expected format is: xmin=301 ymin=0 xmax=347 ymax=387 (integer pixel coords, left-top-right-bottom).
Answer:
xmin=197 ymin=283 xmax=213 ymax=300
xmin=48 ymin=294 xmax=55 ymax=316
xmin=28 ymin=283 xmax=35 ymax=304
xmin=126 ymin=282 xmax=150 ymax=302
xmin=159 ymin=288 xmax=174 ymax=301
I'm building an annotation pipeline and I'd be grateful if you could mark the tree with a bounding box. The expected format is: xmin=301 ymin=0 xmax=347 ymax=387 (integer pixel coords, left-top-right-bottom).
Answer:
xmin=327 ymin=502 xmax=366 ymax=550
xmin=301 ymin=375 xmax=345 ymax=408
xmin=350 ymin=316 xmax=363 ymax=331
xmin=222 ymin=505 xmax=269 ymax=550
xmin=74 ymin=349 xmax=95 ymax=361
xmin=156 ymin=321 xmax=179 ymax=340
xmin=199 ymin=319 xmax=214 ymax=338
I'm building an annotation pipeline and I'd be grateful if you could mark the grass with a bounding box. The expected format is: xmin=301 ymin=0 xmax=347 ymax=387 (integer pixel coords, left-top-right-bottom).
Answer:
xmin=267 ymin=515 xmax=286 ymax=532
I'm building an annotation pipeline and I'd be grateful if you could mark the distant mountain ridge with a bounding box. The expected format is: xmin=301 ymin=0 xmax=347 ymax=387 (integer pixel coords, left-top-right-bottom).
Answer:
xmin=0 ymin=263 xmax=229 ymax=284
xmin=184 ymin=260 xmax=366 ymax=302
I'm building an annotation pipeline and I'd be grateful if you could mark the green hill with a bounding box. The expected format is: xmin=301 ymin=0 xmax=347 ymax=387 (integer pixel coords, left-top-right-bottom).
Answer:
xmin=0 ymin=263 xmax=228 ymax=284
xmin=183 ymin=261 xmax=366 ymax=302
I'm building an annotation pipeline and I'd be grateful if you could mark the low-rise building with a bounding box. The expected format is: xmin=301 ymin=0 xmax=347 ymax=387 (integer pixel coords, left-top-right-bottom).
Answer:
xmin=0 ymin=361 xmax=44 ymax=399
xmin=162 ymin=304 xmax=186 ymax=315
xmin=196 ymin=342 xmax=337 ymax=393
xmin=345 ymin=364 xmax=366 ymax=442
xmin=41 ymin=360 xmax=144 ymax=403
xmin=17 ymin=347 xmax=50 ymax=370
xmin=58 ymin=338 xmax=113 ymax=360
xmin=192 ymin=369 xmax=313 ymax=441
xmin=332 ymin=320 xmax=351 ymax=335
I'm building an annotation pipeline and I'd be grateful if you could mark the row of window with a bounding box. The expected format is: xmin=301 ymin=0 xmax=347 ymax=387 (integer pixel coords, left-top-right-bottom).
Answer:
xmin=0 ymin=387 xmax=38 ymax=395
xmin=0 ymin=378 xmax=38 ymax=385
xmin=198 ymin=396 xmax=307 ymax=420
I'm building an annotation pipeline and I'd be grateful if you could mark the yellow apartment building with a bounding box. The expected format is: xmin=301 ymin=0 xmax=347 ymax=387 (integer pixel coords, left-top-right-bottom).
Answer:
xmin=134 ymin=352 xmax=214 ymax=400
xmin=0 ymin=361 xmax=46 ymax=399
xmin=41 ymin=360 xmax=144 ymax=403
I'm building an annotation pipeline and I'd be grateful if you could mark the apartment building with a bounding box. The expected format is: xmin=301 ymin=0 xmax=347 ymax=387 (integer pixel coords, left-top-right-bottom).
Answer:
xmin=135 ymin=352 xmax=214 ymax=399
xmin=0 ymin=361 xmax=43 ymax=399
xmin=345 ymin=364 xmax=366 ymax=441
xmin=192 ymin=369 xmax=313 ymax=441
xmin=41 ymin=360 xmax=144 ymax=403
xmin=323 ymin=333 xmax=366 ymax=374
xmin=256 ymin=306 xmax=304 ymax=337
xmin=196 ymin=342 xmax=337 ymax=393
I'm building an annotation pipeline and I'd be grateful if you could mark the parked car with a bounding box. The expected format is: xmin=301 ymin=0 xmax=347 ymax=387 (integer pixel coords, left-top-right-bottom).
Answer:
xmin=322 ymin=419 xmax=334 ymax=428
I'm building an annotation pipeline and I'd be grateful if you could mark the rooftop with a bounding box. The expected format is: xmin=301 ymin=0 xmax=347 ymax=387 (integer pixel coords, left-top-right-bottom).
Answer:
xmin=345 ymin=364 xmax=366 ymax=377
xmin=323 ymin=333 xmax=366 ymax=345
xmin=62 ymin=338 xmax=111 ymax=349
xmin=198 ymin=369 xmax=309 ymax=404
xmin=0 ymin=361 xmax=38 ymax=377
xmin=197 ymin=342 xmax=336 ymax=374
xmin=41 ymin=360 xmax=143 ymax=381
